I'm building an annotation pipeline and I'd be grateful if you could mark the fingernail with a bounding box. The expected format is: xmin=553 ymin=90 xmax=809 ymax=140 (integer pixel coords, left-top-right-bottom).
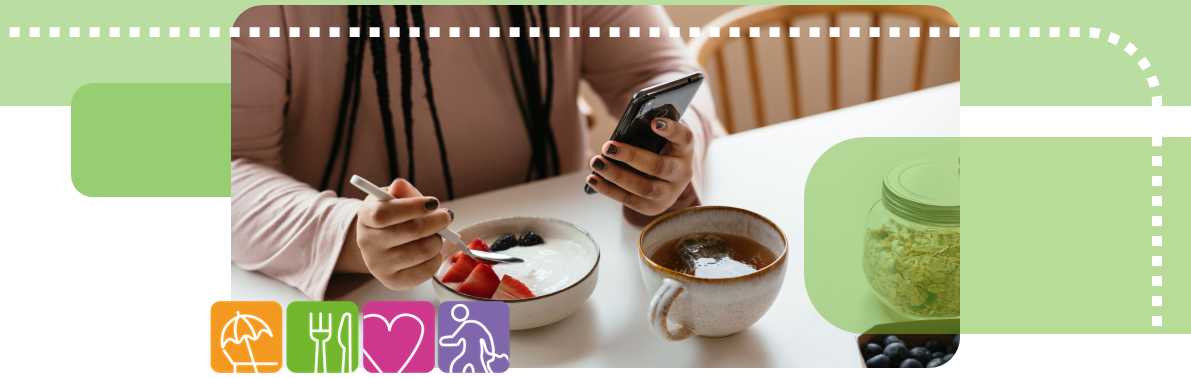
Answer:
xmin=448 ymin=209 xmax=455 ymax=221
xmin=424 ymin=198 xmax=439 ymax=210
xmin=588 ymin=177 xmax=598 ymax=186
xmin=655 ymin=119 xmax=667 ymax=130
xmin=592 ymin=159 xmax=606 ymax=171
xmin=606 ymin=144 xmax=619 ymax=156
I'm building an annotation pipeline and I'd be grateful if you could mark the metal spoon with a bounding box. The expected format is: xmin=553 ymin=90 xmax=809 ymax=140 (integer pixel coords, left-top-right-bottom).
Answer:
xmin=349 ymin=175 xmax=524 ymax=264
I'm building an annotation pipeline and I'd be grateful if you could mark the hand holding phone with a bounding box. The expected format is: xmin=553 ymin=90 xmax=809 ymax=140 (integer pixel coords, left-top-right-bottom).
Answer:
xmin=584 ymin=72 xmax=704 ymax=216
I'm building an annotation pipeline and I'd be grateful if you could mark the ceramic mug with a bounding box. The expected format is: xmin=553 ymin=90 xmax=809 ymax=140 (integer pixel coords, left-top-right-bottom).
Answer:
xmin=638 ymin=206 xmax=788 ymax=341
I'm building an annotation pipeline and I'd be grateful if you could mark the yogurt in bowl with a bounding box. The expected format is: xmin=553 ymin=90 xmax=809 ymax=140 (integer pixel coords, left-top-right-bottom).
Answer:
xmin=432 ymin=216 xmax=600 ymax=330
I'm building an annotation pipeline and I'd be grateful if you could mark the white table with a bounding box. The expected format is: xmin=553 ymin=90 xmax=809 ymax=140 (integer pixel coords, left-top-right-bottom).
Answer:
xmin=231 ymin=82 xmax=960 ymax=367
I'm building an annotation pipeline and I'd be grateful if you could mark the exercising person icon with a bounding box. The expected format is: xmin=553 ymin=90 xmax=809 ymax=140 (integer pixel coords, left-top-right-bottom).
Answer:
xmin=437 ymin=304 xmax=509 ymax=373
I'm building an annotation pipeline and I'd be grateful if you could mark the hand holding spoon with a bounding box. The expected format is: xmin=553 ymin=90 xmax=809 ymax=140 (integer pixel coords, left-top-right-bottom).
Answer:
xmin=349 ymin=175 xmax=524 ymax=264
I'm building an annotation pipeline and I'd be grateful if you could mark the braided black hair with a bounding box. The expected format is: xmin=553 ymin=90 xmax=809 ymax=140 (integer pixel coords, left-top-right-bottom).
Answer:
xmin=321 ymin=5 xmax=557 ymax=198
xmin=319 ymin=5 xmax=366 ymax=192
xmin=365 ymin=5 xmax=401 ymax=186
xmin=410 ymin=5 xmax=455 ymax=199
xmin=393 ymin=5 xmax=416 ymax=186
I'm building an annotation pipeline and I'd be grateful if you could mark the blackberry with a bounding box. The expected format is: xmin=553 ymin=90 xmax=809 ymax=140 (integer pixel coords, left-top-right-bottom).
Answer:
xmin=491 ymin=234 xmax=518 ymax=251
xmin=519 ymin=231 xmax=544 ymax=246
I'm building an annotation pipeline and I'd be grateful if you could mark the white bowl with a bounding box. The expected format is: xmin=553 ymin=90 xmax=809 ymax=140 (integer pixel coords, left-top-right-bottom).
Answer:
xmin=432 ymin=216 xmax=600 ymax=330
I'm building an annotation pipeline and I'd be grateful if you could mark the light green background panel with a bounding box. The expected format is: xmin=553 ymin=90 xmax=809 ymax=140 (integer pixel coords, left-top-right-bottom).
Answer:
xmin=71 ymin=83 xmax=230 ymax=197
xmin=962 ymin=138 xmax=1186 ymax=334
xmin=804 ymin=137 xmax=960 ymax=334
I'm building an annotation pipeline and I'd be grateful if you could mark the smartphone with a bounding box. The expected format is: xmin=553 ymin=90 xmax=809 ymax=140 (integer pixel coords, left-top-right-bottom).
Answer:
xmin=584 ymin=72 xmax=705 ymax=195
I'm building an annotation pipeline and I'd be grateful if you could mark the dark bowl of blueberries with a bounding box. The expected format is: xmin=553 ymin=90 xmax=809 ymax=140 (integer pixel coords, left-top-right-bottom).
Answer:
xmin=858 ymin=333 xmax=957 ymax=368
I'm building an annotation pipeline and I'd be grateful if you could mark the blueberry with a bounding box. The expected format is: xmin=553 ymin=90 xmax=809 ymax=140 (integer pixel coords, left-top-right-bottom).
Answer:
xmin=491 ymin=234 xmax=518 ymax=251
xmin=945 ymin=344 xmax=958 ymax=354
xmin=862 ymin=343 xmax=884 ymax=360
xmin=932 ymin=352 xmax=944 ymax=360
xmin=518 ymin=231 xmax=544 ymax=246
xmin=943 ymin=353 xmax=954 ymax=363
xmin=899 ymin=358 xmax=923 ymax=368
xmin=909 ymin=347 xmax=932 ymax=362
xmin=865 ymin=354 xmax=890 ymax=368
xmin=926 ymin=358 xmax=945 ymax=368
xmin=924 ymin=339 xmax=941 ymax=353
xmin=883 ymin=343 xmax=909 ymax=361
xmin=882 ymin=335 xmax=903 ymax=347
xmin=953 ymin=334 xmax=960 ymax=346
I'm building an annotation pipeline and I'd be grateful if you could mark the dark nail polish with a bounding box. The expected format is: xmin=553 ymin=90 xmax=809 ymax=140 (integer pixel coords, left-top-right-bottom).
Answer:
xmin=588 ymin=177 xmax=598 ymax=187
xmin=448 ymin=209 xmax=455 ymax=221
xmin=606 ymin=144 xmax=619 ymax=156
xmin=424 ymin=198 xmax=439 ymax=210
xmin=656 ymin=120 xmax=667 ymax=130
xmin=592 ymin=159 xmax=606 ymax=171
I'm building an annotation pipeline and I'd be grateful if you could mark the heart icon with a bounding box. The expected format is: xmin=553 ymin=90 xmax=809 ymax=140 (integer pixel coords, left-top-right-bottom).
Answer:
xmin=361 ymin=302 xmax=436 ymax=373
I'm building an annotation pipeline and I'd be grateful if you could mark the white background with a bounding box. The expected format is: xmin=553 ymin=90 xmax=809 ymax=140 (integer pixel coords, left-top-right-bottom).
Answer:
xmin=0 ymin=105 xmax=1187 ymax=376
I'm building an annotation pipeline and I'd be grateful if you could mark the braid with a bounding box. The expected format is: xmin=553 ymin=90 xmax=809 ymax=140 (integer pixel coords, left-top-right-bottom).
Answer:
xmin=537 ymin=5 xmax=560 ymax=176
xmin=507 ymin=5 xmax=548 ymax=180
xmin=362 ymin=5 xmax=401 ymax=183
xmin=493 ymin=6 xmax=536 ymax=182
xmin=410 ymin=5 xmax=455 ymax=199
xmin=335 ymin=5 xmax=370 ymax=193
xmin=394 ymin=5 xmax=416 ymax=185
xmin=320 ymin=5 xmax=362 ymax=191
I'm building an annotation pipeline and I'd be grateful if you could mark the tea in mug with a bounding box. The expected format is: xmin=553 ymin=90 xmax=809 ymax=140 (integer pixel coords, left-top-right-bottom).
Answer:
xmin=649 ymin=233 xmax=777 ymax=279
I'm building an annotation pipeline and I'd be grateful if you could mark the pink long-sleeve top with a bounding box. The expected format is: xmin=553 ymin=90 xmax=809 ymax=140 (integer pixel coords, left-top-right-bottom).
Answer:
xmin=231 ymin=5 xmax=717 ymax=300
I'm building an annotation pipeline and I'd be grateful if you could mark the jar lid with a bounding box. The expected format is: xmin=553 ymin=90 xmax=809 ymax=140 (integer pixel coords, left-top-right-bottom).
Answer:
xmin=882 ymin=158 xmax=960 ymax=226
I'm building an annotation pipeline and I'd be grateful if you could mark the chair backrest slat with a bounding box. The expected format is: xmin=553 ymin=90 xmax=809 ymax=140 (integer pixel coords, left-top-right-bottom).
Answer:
xmin=828 ymin=13 xmax=840 ymax=112
xmin=783 ymin=19 xmax=801 ymax=120
xmin=745 ymin=34 xmax=766 ymax=129
xmin=914 ymin=19 xmax=929 ymax=91
xmin=714 ymin=51 xmax=736 ymax=133
xmin=870 ymin=12 xmax=881 ymax=102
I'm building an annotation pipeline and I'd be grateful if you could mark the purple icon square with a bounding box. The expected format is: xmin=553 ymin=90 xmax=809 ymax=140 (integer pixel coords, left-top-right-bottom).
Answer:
xmin=437 ymin=301 xmax=511 ymax=373
xmin=362 ymin=301 xmax=435 ymax=373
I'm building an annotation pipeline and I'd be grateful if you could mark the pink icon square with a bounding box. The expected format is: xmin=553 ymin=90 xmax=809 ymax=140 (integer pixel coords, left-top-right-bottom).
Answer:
xmin=362 ymin=301 xmax=435 ymax=373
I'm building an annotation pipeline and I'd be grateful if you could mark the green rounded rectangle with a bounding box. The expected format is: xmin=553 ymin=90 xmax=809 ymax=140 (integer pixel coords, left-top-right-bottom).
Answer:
xmin=70 ymin=83 xmax=230 ymax=197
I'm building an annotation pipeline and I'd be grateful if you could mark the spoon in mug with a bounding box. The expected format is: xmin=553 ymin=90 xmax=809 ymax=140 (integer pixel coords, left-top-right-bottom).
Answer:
xmin=350 ymin=175 xmax=524 ymax=264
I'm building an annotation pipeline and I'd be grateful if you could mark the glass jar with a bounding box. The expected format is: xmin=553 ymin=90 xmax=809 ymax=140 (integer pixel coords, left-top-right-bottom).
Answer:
xmin=862 ymin=159 xmax=960 ymax=319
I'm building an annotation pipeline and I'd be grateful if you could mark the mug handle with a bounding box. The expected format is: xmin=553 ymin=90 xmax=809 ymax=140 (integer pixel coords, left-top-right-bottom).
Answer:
xmin=648 ymin=278 xmax=695 ymax=341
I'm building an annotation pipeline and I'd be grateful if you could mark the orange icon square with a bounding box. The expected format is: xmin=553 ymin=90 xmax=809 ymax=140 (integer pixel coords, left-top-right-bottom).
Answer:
xmin=211 ymin=301 xmax=284 ymax=373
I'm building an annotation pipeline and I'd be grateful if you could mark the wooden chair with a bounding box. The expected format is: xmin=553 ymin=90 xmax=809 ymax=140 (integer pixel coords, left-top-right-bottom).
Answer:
xmin=688 ymin=5 xmax=959 ymax=134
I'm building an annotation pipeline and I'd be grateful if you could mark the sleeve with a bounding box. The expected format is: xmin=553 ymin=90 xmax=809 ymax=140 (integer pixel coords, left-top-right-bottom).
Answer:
xmin=230 ymin=5 xmax=364 ymax=300
xmin=579 ymin=5 xmax=719 ymax=227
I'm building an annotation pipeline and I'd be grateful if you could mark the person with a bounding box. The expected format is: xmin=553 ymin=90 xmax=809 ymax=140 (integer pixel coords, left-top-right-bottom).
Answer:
xmin=437 ymin=304 xmax=509 ymax=373
xmin=231 ymin=5 xmax=718 ymax=300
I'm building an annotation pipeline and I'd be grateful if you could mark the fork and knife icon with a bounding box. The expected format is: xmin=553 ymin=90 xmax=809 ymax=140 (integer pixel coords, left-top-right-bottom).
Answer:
xmin=309 ymin=312 xmax=353 ymax=373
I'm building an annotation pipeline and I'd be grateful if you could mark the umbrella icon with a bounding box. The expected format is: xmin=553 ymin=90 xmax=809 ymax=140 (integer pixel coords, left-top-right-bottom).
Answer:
xmin=220 ymin=311 xmax=279 ymax=373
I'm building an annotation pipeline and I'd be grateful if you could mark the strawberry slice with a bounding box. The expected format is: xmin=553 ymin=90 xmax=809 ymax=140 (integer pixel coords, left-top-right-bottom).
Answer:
xmin=441 ymin=254 xmax=478 ymax=283
xmin=492 ymin=275 xmax=536 ymax=300
xmin=456 ymin=263 xmax=500 ymax=298
xmin=467 ymin=238 xmax=491 ymax=252
xmin=449 ymin=253 xmax=463 ymax=264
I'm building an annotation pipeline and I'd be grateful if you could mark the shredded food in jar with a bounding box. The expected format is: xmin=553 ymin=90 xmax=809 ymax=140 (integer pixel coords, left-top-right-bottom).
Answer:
xmin=864 ymin=218 xmax=960 ymax=318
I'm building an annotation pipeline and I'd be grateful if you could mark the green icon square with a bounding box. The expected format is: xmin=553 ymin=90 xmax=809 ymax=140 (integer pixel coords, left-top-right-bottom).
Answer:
xmin=286 ymin=301 xmax=359 ymax=373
